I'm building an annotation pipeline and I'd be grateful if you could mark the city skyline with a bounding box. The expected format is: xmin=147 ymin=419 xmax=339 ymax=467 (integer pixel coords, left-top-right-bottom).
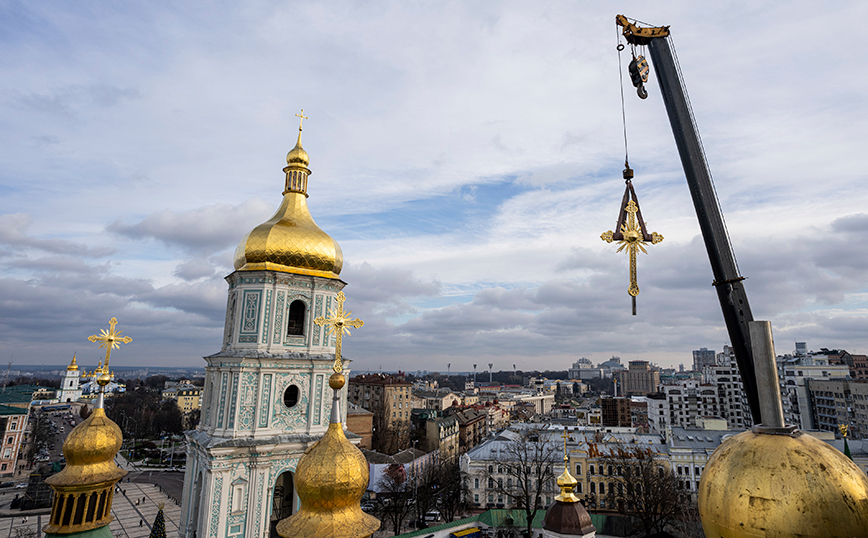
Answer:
xmin=2 ymin=2 xmax=867 ymax=370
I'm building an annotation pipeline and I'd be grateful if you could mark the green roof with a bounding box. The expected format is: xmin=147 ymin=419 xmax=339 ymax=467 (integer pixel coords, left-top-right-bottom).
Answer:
xmin=0 ymin=404 xmax=27 ymax=416
xmin=395 ymin=509 xmax=623 ymax=538
xmin=395 ymin=509 xmax=546 ymax=538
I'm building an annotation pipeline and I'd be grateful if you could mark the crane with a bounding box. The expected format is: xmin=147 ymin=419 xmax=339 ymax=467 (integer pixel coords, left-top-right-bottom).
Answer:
xmin=615 ymin=15 xmax=761 ymax=423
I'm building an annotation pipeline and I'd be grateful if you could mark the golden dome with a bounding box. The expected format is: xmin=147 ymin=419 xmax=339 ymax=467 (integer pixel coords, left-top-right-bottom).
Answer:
xmin=286 ymin=130 xmax=310 ymax=168
xmin=555 ymin=466 xmax=580 ymax=503
xmin=67 ymin=354 xmax=78 ymax=371
xmin=44 ymin=407 xmax=127 ymax=535
xmin=47 ymin=408 xmax=125 ymax=487
xmin=698 ymin=430 xmax=868 ymax=538
xmin=233 ymin=129 xmax=343 ymax=279
xmin=276 ymin=422 xmax=380 ymax=538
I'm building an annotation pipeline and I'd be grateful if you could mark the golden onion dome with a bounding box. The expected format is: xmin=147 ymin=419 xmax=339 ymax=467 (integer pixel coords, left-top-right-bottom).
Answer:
xmin=286 ymin=130 xmax=310 ymax=167
xmin=233 ymin=128 xmax=343 ymax=279
xmin=277 ymin=373 xmax=380 ymax=538
xmin=698 ymin=429 xmax=868 ymax=537
xmin=47 ymin=408 xmax=125 ymax=487
xmin=555 ymin=467 xmax=580 ymax=503
xmin=67 ymin=354 xmax=79 ymax=371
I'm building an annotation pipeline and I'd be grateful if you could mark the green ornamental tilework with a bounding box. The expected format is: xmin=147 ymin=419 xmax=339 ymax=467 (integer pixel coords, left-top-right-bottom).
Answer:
xmin=273 ymin=292 xmax=285 ymax=344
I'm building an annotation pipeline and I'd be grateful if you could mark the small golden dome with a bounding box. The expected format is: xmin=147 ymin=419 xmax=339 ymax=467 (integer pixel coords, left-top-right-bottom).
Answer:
xmin=286 ymin=130 xmax=310 ymax=168
xmin=276 ymin=423 xmax=380 ymax=538
xmin=233 ymin=130 xmax=343 ymax=279
xmin=699 ymin=430 xmax=868 ymax=537
xmin=555 ymin=467 xmax=580 ymax=503
xmin=67 ymin=354 xmax=78 ymax=371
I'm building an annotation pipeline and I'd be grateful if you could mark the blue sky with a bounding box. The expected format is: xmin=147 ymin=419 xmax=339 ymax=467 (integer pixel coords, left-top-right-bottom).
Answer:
xmin=2 ymin=1 xmax=868 ymax=372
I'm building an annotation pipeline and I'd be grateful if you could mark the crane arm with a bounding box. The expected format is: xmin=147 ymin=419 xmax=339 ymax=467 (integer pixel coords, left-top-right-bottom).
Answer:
xmin=615 ymin=15 xmax=762 ymax=424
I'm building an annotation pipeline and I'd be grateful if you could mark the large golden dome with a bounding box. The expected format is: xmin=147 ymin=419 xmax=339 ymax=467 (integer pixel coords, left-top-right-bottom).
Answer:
xmin=699 ymin=429 xmax=868 ymax=537
xmin=233 ymin=128 xmax=343 ymax=279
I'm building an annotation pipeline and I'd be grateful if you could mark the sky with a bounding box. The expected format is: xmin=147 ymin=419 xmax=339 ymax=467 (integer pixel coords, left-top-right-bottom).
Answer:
xmin=2 ymin=1 xmax=867 ymax=373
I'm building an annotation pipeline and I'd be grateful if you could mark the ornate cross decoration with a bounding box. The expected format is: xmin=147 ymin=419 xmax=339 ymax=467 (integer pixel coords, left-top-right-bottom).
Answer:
xmin=87 ymin=317 xmax=132 ymax=375
xmin=601 ymin=178 xmax=663 ymax=315
xmin=295 ymin=109 xmax=309 ymax=131
xmin=314 ymin=292 xmax=364 ymax=373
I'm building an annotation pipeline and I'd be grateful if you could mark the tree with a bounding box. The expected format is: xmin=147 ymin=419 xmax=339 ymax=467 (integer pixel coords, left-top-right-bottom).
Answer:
xmin=436 ymin=458 xmax=467 ymax=522
xmin=376 ymin=464 xmax=413 ymax=536
xmin=601 ymin=445 xmax=686 ymax=537
xmin=79 ymin=404 xmax=92 ymax=420
xmin=487 ymin=429 xmax=561 ymax=538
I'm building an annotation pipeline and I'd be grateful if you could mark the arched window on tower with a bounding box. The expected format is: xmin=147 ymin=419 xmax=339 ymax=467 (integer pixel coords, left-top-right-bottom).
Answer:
xmin=287 ymin=300 xmax=305 ymax=336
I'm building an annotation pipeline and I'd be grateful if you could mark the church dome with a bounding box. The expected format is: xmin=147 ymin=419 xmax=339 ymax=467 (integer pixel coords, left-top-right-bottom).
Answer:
xmin=48 ymin=408 xmax=125 ymax=486
xmin=233 ymin=128 xmax=343 ymax=279
xmin=67 ymin=354 xmax=79 ymax=371
xmin=277 ymin=373 xmax=380 ymax=538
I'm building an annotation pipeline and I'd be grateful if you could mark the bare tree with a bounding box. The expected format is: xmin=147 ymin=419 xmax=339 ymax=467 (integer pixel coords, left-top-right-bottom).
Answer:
xmin=436 ymin=458 xmax=468 ymax=522
xmin=376 ymin=463 xmax=413 ymax=536
xmin=601 ymin=445 xmax=686 ymax=537
xmin=487 ymin=429 xmax=561 ymax=538
xmin=373 ymin=417 xmax=412 ymax=455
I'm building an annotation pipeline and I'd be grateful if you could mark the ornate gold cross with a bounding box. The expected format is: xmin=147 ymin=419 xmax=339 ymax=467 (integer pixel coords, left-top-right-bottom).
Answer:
xmin=295 ymin=109 xmax=308 ymax=130
xmin=87 ymin=317 xmax=132 ymax=375
xmin=602 ymin=196 xmax=663 ymax=314
xmin=314 ymin=292 xmax=364 ymax=373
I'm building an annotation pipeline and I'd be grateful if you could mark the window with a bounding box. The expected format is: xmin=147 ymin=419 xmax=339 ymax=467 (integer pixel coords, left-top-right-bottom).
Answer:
xmin=474 ymin=494 xmax=479 ymax=503
xmin=287 ymin=300 xmax=306 ymax=336
xmin=677 ymin=466 xmax=683 ymax=475
xmin=599 ymin=482 xmax=605 ymax=494
xmin=488 ymin=465 xmax=493 ymax=473
xmin=608 ymin=465 xmax=613 ymax=476
xmin=488 ymin=478 xmax=494 ymax=488
xmin=576 ymin=482 xmax=582 ymax=493
xmin=590 ymin=482 xmax=596 ymax=494
xmin=575 ymin=464 xmax=582 ymax=475
xmin=589 ymin=465 xmax=595 ymax=475
xmin=0 ymin=464 xmax=5 ymax=471
xmin=283 ymin=385 xmax=300 ymax=408
xmin=232 ymin=486 xmax=244 ymax=512
xmin=5 ymin=437 xmax=11 ymax=445
xmin=474 ymin=478 xmax=479 ymax=489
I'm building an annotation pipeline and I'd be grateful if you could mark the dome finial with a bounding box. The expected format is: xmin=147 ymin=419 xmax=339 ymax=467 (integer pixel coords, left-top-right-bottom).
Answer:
xmin=286 ymin=109 xmax=311 ymax=170
xmin=555 ymin=428 xmax=580 ymax=502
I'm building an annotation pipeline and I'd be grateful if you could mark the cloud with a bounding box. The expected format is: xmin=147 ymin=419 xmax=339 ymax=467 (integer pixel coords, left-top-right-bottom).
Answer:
xmin=174 ymin=258 xmax=217 ymax=281
xmin=0 ymin=214 xmax=115 ymax=257
xmin=108 ymin=199 xmax=272 ymax=253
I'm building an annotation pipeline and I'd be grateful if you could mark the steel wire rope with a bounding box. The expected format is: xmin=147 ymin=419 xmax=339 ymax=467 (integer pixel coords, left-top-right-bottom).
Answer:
xmin=616 ymin=26 xmax=630 ymax=170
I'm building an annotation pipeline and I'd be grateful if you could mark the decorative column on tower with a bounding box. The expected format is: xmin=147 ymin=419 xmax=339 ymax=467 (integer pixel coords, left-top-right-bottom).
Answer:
xmin=43 ymin=318 xmax=130 ymax=538
xmin=181 ymin=113 xmax=360 ymax=538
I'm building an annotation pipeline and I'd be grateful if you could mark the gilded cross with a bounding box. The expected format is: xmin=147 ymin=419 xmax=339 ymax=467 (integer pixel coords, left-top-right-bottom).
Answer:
xmin=295 ymin=109 xmax=309 ymax=131
xmin=87 ymin=317 xmax=132 ymax=374
xmin=561 ymin=429 xmax=570 ymax=466
xmin=314 ymin=292 xmax=364 ymax=373
xmin=602 ymin=199 xmax=663 ymax=313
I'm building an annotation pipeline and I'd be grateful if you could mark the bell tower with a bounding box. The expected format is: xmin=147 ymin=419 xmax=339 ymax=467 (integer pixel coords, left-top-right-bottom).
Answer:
xmin=180 ymin=118 xmax=354 ymax=538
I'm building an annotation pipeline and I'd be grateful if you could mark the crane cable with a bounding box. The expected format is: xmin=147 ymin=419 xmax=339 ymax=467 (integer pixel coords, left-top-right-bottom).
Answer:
xmin=615 ymin=27 xmax=629 ymax=171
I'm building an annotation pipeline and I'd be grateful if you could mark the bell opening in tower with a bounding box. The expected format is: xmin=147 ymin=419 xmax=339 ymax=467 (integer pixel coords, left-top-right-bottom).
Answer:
xmin=286 ymin=300 xmax=305 ymax=336
xmin=271 ymin=471 xmax=295 ymax=537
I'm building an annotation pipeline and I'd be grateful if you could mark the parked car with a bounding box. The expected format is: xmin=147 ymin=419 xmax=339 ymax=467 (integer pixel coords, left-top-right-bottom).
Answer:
xmin=0 ymin=482 xmax=14 ymax=488
xmin=15 ymin=483 xmax=27 ymax=489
